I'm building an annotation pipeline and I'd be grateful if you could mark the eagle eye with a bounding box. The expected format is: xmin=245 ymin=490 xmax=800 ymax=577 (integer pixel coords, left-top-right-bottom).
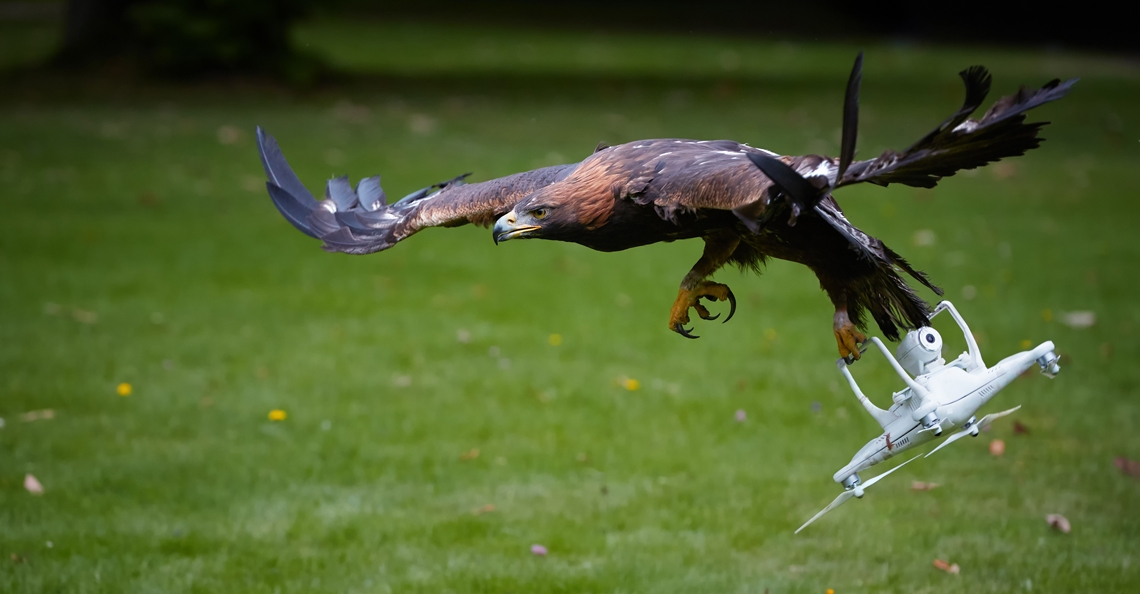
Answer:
xmin=531 ymin=208 xmax=548 ymax=220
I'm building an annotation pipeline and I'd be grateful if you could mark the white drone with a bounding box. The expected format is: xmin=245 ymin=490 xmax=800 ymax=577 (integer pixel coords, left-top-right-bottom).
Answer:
xmin=796 ymin=300 xmax=1061 ymax=533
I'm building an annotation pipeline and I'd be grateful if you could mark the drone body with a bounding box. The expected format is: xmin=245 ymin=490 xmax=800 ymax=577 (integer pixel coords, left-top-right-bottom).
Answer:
xmin=796 ymin=300 xmax=1061 ymax=533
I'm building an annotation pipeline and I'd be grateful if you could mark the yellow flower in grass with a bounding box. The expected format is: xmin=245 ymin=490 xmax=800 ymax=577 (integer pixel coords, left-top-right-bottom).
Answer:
xmin=623 ymin=378 xmax=640 ymax=391
xmin=116 ymin=383 xmax=132 ymax=397
xmin=268 ymin=409 xmax=287 ymax=421
xmin=548 ymin=333 xmax=563 ymax=346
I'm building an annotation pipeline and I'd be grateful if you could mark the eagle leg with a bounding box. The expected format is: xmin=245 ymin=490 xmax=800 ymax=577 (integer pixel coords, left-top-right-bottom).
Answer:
xmin=833 ymin=306 xmax=867 ymax=361
xmin=668 ymin=233 xmax=740 ymax=339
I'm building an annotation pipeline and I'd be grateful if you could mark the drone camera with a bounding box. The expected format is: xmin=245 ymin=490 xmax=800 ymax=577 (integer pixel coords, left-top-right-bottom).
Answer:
xmin=896 ymin=327 xmax=944 ymax=376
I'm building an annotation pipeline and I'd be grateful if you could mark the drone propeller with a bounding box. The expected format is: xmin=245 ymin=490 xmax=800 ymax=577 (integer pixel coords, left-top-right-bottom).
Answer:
xmin=795 ymin=453 xmax=920 ymax=534
xmin=917 ymin=424 xmax=943 ymax=437
xmin=925 ymin=405 xmax=1022 ymax=459
xmin=749 ymin=52 xmax=863 ymax=226
xmin=922 ymin=426 xmax=970 ymax=457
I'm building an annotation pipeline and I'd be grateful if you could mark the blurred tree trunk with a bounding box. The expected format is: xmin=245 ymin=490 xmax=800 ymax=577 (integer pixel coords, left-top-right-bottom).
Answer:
xmin=58 ymin=0 xmax=135 ymax=62
xmin=54 ymin=0 xmax=320 ymax=80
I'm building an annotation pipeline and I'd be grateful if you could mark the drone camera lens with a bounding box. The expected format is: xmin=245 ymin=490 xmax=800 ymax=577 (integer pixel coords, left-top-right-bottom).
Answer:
xmin=925 ymin=334 xmax=935 ymax=343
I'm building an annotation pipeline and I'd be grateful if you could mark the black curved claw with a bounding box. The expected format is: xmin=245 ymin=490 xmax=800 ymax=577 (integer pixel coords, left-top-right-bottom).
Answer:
xmin=723 ymin=288 xmax=737 ymax=323
xmin=704 ymin=312 xmax=721 ymax=321
xmin=674 ymin=322 xmax=700 ymax=339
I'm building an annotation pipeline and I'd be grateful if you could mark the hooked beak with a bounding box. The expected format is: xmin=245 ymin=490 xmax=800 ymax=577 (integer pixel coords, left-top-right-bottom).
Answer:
xmin=492 ymin=210 xmax=541 ymax=244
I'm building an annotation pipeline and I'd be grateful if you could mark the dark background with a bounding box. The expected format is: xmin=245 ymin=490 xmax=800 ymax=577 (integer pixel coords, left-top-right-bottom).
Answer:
xmin=8 ymin=0 xmax=1134 ymax=80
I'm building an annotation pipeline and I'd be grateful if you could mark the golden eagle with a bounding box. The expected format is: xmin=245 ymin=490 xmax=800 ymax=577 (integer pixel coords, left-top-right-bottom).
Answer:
xmin=258 ymin=54 xmax=1075 ymax=359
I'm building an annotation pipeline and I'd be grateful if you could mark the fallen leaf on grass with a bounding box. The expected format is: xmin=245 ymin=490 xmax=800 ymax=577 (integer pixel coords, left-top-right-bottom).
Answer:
xmin=472 ymin=504 xmax=495 ymax=516
xmin=72 ymin=308 xmax=98 ymax=324
xmin=913 ymin=229 xmax=937 ymax=246
xmin=1060 ymin=311 xmax=1096 ymax=329
xmin=933 ymin=559 xmax=960 ymax=574
xmin=216 ymin=125 xmax=242 ymax=145
xmin=989 ymin=439 xmax=1006 ymax=456
xmin=460 ymin=448 xmax=480 ymax=461
xmin=10 ymin=553 xmax=25 ymax=563
xmin=912 ymin=481 xmax=941 ymax=491
xmin=1046 ymin=513 xmax=1071 ymax=533
xmin=20 ymin=409 xmax=55 ymax=422
xmin=530 ymin=544 xmax=547 ymax=556
xmin=1115 ymin=457 xmax=1140 ymax=480
xmin=1013 ymin=421 xmax=1030 ymax=435
xmin=24 ymin=474 xmax=44 ymax=495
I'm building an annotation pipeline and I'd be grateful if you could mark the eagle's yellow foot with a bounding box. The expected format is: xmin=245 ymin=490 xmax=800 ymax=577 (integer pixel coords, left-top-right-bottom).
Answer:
xmin=834 ymin=318 xmax=867 ymax=362
xmin=669 ymin=281 xmax=737 ymax=339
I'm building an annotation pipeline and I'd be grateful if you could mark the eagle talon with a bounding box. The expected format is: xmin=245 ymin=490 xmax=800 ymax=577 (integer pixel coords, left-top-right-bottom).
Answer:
xmin=674 ymin=322 xmax=700 ymax=339
xmin=722 ymin=288 xmax=737 ymax=323
xmin=694 ymin=302 xmax=719 ymax=321
xmin=833 ymin=319 xmax=867 ymax=361
xmin=669 ymin=281 xmax=735 ymax=337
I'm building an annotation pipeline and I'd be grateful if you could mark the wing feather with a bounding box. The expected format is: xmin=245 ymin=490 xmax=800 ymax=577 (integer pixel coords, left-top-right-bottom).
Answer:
xmin=256 ymin=128 xmax=576 ymax=254
xmin=838 ymin=74 xmax=1077 ymax=189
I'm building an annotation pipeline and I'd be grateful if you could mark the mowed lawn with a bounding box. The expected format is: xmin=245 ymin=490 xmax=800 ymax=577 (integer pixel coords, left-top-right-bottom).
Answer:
xmin=2 ymin=18 xmax=1139 ymax=593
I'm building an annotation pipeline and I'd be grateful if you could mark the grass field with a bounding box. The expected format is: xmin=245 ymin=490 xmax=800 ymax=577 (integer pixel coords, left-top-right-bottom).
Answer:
xmin=2 ymin=17 xmax=1140 ymax=593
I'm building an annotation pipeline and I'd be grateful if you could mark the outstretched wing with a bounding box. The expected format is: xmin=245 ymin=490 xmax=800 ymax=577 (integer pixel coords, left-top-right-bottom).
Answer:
xmin=837 ymin=70 xmax=1078 ymax=189
xmin=258 ymin=127 xmax=577 ymax=254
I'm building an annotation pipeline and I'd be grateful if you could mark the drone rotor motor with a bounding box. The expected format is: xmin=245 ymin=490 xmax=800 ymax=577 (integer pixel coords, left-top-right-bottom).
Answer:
xmin=920 ymin=412 xmax=943 ymax=436
xmin=1037 ymin=351 xmax=1061 ymax=378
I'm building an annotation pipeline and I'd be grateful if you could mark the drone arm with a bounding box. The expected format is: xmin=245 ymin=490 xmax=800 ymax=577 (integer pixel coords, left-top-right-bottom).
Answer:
xmin=933 ymin=300 xmax=983 ymax=370
xmin=869 ymin=337 xmax=933 ymax=399
xmin=837 ymin=359 xmax=897 ymax=429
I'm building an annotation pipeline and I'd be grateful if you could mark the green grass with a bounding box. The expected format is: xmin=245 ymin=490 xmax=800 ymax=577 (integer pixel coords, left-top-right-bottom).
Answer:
xmin=2 ymin=17 xmax=1140 ymax=593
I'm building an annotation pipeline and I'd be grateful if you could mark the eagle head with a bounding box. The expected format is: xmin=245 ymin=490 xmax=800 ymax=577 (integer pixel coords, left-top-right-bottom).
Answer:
xmin=492 ymin=184 xmax=612 ymax=244
xmin=491 ymin=203 xmax=551 ymax=244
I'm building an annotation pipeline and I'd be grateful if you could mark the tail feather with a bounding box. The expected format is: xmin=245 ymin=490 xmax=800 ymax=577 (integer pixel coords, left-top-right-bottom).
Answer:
xmin=885 ymin=246 xmax=943 ymax=298
xmin=838 ymin=73 xmax=1077 ymax=189
xmin=845 ymin=254 xmax=936 ymax=342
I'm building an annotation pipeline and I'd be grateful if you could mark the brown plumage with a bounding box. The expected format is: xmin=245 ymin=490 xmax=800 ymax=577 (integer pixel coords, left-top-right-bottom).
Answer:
xmin=258 ymin=54 xmax=1076 ymax=358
